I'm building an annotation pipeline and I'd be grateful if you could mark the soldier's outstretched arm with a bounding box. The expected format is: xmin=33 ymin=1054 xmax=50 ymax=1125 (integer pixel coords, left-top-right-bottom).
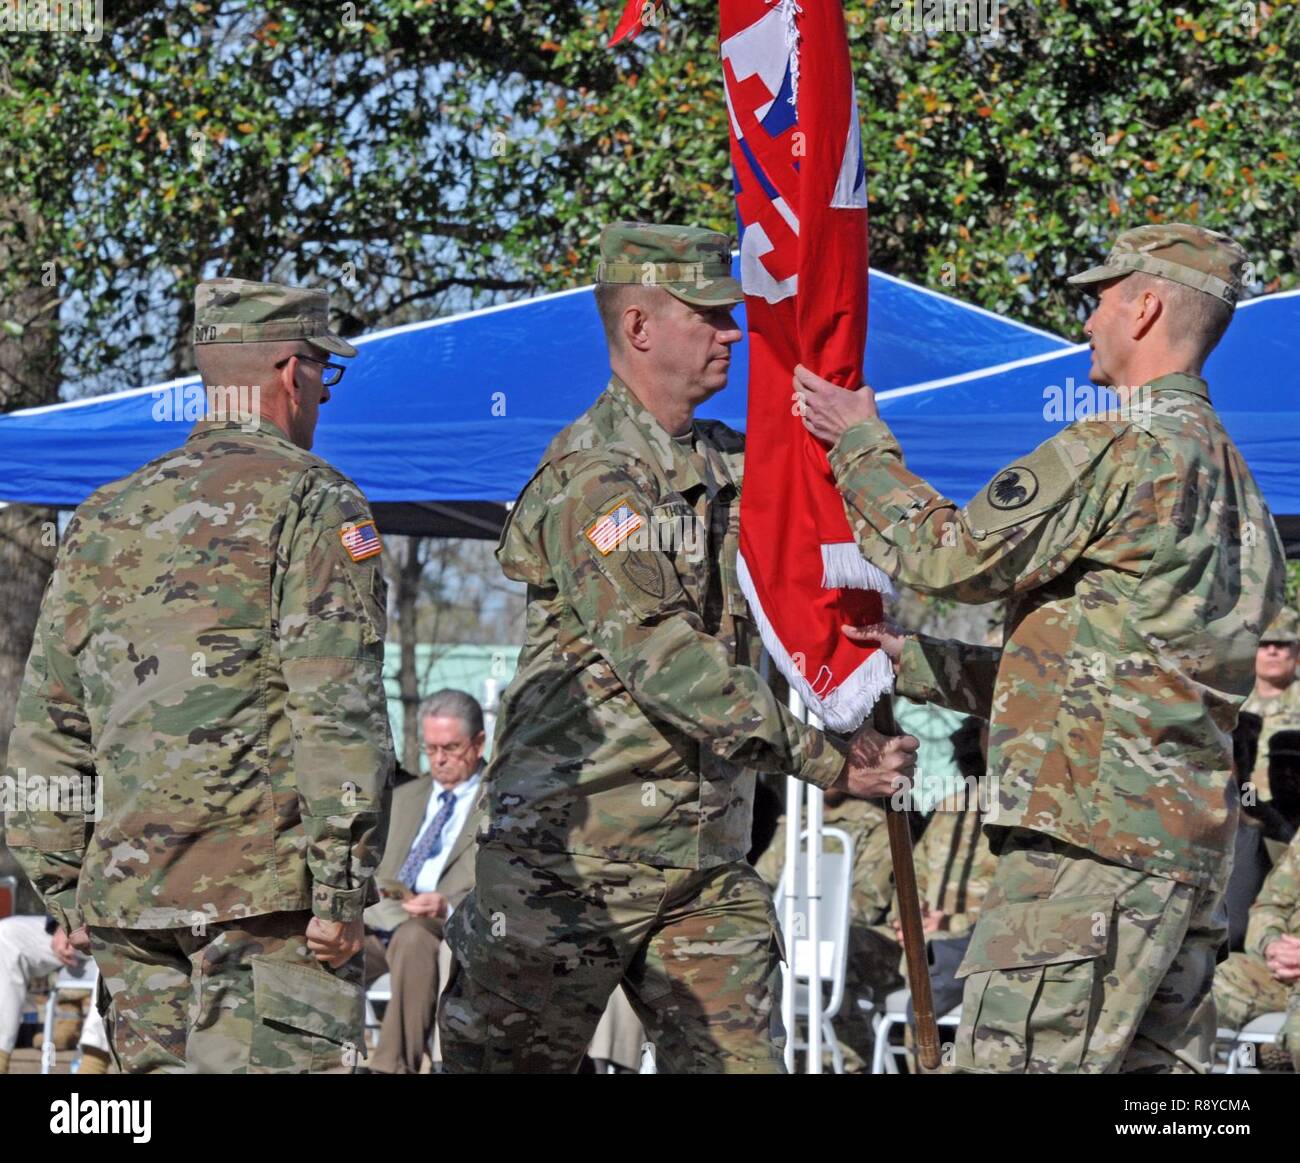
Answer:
xmin=277 ymin=473 xmax=395 ymax=923
xmin=827 ymin=417 xmax=1136 ymax=605
xmin=3 ymin=552 xmax=95 ymax=935
xmin=895 ymin=634 xmax=1001 ymax=720
xmin=540 ymin=460 xmax=848 ymax=789
xmin=846 ymin=620 xmax=1000 ymax=720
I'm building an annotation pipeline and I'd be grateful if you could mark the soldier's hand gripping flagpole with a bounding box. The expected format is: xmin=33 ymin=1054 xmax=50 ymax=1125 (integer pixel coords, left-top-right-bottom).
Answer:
xmin=872 ymin=689 xmax=942 ymax=1071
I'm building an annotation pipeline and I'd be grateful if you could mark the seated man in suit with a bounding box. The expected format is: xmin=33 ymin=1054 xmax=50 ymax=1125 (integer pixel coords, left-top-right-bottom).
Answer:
xmin=363 ymin=689 xmax=486 ymax=1074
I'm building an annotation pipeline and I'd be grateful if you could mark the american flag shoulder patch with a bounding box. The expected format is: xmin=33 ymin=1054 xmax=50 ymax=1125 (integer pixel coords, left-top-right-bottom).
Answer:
xmin=585 ymin=497 xmax=645 ymax=555
xmin=339 ymin=518 xmax=384 ymax=562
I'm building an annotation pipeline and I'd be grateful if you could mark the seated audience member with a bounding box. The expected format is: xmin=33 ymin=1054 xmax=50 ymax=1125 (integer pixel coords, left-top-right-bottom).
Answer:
xmin=363 ymin=690 xmax=486 ymax=1075
xmin=1242 ymin=607 xmax=1300 ymax=800
xmin=1214 ymin=832 xmax=1300 ymax=1072
xmin=0 ymin=915 xmax=112 ymax=1074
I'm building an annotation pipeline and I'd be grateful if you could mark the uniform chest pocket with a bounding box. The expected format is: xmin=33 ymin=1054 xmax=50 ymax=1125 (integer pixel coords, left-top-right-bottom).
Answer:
xmin=651 ymin=499 xmax=708 ymax=602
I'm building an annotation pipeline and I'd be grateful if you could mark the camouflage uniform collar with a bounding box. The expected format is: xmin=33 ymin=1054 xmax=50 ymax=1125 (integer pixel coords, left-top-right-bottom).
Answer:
xmin=187 ymin=416 xmax=297 ymax=446
xmin=1146 ymin=372 xmax=1210 ymax=400
xmin=603 ymin=375 xmax=712 ymax=496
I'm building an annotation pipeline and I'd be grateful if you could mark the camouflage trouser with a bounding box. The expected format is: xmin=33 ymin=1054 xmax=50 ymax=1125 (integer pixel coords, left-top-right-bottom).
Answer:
xmin=439 ymin=846 xmax=786 ymax=1074
xmin=89 ymin=910 xmax=365 ymax=1074
xmin=954 ymin=829 xmax=1225 ymax=1074
xmin=1213 ymin=951 xmax=1300 ymax=1070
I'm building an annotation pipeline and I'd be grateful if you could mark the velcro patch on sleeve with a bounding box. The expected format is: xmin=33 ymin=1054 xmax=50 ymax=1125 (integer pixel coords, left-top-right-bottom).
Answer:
xmin=339 ymin=518 xmax=384 ymax=562
xmin=584 ymin=498 xmax=645 ymax=555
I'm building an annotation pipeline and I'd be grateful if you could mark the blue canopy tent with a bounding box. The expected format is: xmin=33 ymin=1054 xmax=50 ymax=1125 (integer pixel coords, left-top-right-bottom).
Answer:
xmin=1 ymin=274 xmax=1295 ymax=553
xmin=0 ymin=268 xmax=1064 ymax=536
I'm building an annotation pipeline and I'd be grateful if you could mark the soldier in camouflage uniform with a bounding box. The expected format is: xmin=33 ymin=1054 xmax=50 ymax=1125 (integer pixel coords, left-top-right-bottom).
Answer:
xmin=1241 ymin=607 xmax=1300 ymax=801
xmin=438 ymin=223 xmax=919 ymax=1074
xmin=796 ymin=223 xmax=1286 ymax=1072
xmin=1214 ymin=831 xmax=1300 ymax=1070
xmin=3 ymin=279 xmax=394 ymax=1073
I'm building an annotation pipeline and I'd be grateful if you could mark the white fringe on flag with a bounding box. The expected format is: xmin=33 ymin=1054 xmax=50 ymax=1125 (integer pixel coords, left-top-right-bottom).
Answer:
xmin=820 ymin=541 xmax=896 ymax=596
xmin=769 ymin=0 xmax=803 ymax=108
xmin=737 ymin=550 xmax=896 ymax=733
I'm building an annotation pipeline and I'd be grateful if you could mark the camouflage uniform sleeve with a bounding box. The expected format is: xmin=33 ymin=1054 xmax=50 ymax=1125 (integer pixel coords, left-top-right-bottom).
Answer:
xmin=541 ymin=459 xmax=848 ymax=789
xmin=3 ymin=556 xmax=94 ymax=934
xmin=828 ymin=417 xmax=1134 ymax=602
xmin=1246 ymin=833 xmax=1300 ymax=958
xmin=277 ymin=472 xmax=395 ymax=922
xmin=896 ymin=633 xmax=1002 ymax=720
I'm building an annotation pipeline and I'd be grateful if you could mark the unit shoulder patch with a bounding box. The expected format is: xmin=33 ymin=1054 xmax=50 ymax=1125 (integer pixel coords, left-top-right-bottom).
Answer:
xmin=986 ymin=466 xmax=1040 ymax=511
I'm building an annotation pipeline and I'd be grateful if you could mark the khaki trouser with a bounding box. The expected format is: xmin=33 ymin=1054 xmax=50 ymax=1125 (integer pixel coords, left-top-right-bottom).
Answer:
xmin=440 ymin=846 xmax=786 ymax=1074
xmin=90 ymin=910 xmax=364 ymax=1074
xmin=954 ymin=829 xmax=1225 ymax=1074
xmin=363 ymin=915 xmax=444 ymax=1074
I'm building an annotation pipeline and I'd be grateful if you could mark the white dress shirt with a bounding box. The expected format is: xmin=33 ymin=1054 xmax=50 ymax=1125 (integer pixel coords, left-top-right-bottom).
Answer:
xmin=412 ymin=770 xmax=481 ymax=895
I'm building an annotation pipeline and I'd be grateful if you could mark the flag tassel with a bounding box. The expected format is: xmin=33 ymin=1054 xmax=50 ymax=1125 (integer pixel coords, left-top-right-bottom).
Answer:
xmin=738 ymin=551 xmax=895 ymax=733
xmin=820 ymin=541 xmax=895 ymax=594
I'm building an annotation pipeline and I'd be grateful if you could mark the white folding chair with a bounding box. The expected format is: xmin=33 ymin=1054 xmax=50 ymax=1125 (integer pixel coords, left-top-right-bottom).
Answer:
xmin=866 ymin=986 xmax=963 ymax=1074
xmin=365 ymin=972 xmax=391 ymax=1036
xmin=41 ymin=959 xmax=97 ymax=1075
xmin=774 ymin=826 xmax=854 ymax=1073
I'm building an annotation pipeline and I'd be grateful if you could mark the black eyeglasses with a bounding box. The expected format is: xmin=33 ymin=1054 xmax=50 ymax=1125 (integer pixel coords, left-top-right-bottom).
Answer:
xmin=276 ymin=352 xmax=346 ymax=387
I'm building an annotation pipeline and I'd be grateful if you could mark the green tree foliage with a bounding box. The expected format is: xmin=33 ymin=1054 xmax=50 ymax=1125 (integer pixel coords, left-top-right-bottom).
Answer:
xmin=476 ymin=0 xmax=1300 ymax=337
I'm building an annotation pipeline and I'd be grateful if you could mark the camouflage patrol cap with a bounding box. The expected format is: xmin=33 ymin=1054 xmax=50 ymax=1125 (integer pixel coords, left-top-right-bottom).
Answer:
xmin=193 ymin=277 xmax=357 ymax=357
xmin=1261 ymin=606 xmax=1300 ymax=645
xmin=597 ymin=221 xmax=743 ymax=307
xmin=1067 ymin=223 xmax=1248 ymax=305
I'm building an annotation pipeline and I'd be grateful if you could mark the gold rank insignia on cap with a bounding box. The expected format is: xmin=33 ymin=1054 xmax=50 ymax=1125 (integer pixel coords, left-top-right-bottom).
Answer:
xmin=585 ymin=498 xmax=646 ymax=555
xmin=340 ymin=519 xmax=383 ymax=562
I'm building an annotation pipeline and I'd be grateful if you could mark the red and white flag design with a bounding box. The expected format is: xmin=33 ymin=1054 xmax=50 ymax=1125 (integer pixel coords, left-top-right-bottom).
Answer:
xmin=722 ymin=0 xmax=892 ymax=730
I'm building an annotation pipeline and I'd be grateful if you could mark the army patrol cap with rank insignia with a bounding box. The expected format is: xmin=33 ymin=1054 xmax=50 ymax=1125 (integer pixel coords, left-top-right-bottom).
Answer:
xmin=193 ymin=277 xmax=358 ymax=357
xmin=597 ymin=221 xmax=744 ymax=307
xmin=1067 ymin=223 xmax=1249 ymax=306
xmin=1261 ymin=606 xmax=1300 ymax=645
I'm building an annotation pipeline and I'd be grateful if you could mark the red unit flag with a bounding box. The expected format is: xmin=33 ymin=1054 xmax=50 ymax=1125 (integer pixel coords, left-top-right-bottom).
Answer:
xmin=722 ymin=0 xmax=891 ymax=730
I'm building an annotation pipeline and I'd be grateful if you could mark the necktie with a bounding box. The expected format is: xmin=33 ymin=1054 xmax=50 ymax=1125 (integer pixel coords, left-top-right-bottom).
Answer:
xmin=398 ymin=789 xmax=456 ymax=888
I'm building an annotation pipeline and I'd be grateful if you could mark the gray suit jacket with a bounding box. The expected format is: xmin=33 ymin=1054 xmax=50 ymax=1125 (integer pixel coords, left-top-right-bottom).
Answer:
xmin=364 ymin=768 xmax=484 ymax=932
